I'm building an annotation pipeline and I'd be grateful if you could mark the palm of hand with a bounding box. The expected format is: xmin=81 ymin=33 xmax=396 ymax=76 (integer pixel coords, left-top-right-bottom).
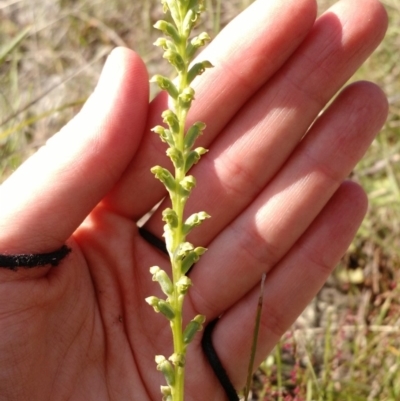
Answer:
xmin=0 ymin=210 xmax=227 ymax=400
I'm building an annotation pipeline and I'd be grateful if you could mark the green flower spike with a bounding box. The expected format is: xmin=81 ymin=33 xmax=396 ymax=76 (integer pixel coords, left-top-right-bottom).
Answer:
xmin=146 ymin=1 xmax=212 ymax=400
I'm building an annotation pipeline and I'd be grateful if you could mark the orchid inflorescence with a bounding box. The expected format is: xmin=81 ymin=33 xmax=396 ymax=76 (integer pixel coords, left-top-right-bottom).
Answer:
xmin=145 ymin=1 xmax=212 ymax=400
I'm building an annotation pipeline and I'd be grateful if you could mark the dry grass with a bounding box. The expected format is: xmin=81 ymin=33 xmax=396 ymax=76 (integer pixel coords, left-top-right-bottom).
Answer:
xmin=1 ymin=0 xmax=400 ymax=399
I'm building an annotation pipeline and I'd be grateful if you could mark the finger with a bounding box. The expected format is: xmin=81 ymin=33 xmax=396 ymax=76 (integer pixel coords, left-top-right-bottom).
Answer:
xmin=188 ymin=81 xmax=388 ymax=320
xmin=0 ymin=48 xmax=148 ymax=253
xmin=212 ymin=181 xmax=368 ymax=387
xmin=144 ymin=0 xmax=388 ymax=244
xmin=101 ymin=0 xmax=318 ymax=218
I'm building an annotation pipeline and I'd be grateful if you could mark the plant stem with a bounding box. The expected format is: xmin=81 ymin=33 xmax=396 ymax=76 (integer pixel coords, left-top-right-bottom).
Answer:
xmin=148 ymin=2 xmax=212 ymax=400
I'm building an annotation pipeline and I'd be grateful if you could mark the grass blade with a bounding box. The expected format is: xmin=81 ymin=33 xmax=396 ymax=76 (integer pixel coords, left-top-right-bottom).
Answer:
xmin=244 ymin=273 xmax=266 ymax=401
xmin=0 ymin=26 xmax=30 ymax=67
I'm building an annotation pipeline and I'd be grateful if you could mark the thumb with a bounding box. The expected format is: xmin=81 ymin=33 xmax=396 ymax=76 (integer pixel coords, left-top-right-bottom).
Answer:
xmin=0 ymin=47 xmax=149 ymax=254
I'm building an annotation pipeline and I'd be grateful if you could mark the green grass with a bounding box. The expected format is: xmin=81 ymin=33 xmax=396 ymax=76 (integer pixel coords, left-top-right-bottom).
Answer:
xmin=0 ymin=0 xmax=399 ymax=399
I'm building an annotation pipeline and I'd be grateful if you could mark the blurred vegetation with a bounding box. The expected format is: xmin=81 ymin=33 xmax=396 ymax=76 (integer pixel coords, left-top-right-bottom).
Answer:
xmin=0 ymin=0 xmax=399 ymax=399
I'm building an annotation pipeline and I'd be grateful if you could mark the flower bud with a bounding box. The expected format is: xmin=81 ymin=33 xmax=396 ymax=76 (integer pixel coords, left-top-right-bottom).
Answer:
xmin=192 ymin=32 xmax=211 ymax=47
xmin=181 ymin=247 xmax=207 ymax=274
xmin=151 ymin=125 xmax=175 ymax=146
xmin=180 ymin=175 xmax=196 ymax=192
xmin=156 ymin=355 xmax=175 ymax=386
xmin=154 ymin=38 xmax=177 ymax=52
xmin=160 ymin=386 xmax=172 ymax=401
xmin=184 ymin=147 xmax=208 ymax=173
xmin=184 ymin=122 xmax=206 ymax=149
xmin=160 ymin=0 xmax=168 ymax=13
xmin=163 ymin=224 xmax=174 ymax=255
xmin=162 ymin=110 xmax=180 ymax=134
xmin=186 ymin=32 xmax=211 ymax=58
xmin=187 ymin=61 xmax=213 ymax=84
xmin=176 ymin=242 xmax=194 ymax=259
xmin=154 ymin=37 xmax=168 ymax=49
xmin=150 ymin=266 xmax=173 ymax=296
xmin=183 ymin=315 xmax=206 ymax=344
xmin=158 ymin=300 xmax=176 ymax=320
xmin=182 ymin=9 xmax=196 ymax=37
xmin=179 ymin=86 xmax=195 ymax=108
xmin=162 ymin=208 xmax=178 ymax=228
xmin=145 ymin=296 xmax=161 ymax=312
xmin=183 ymin=211 xmax=211 ymax=234
xmin=197 ymin=0 xmax=206 ymax=13
xmin=166 ymin=1 xmax=180 ymax=24
xmin=163 ymin=49 xmax=185 ymax=72
xmin=150 ymin=75 xmax=178 ymax=99
xmin=169 ymin=353 xmax=185 ymax=367
xmin=166 ymin=147 xmax=184 ymax=169
xmin=176 ymin=276 xmax=192 ymax=295
xmin=154 ymin=20 xmax=180 ymax=43
xmin=151 ymin=166 xmax=176 ymax=193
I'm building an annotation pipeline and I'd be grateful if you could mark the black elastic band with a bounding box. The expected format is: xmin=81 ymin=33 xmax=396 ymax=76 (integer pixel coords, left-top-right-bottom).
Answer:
xmin=0 ymin=245 xmax=71 ymax=271
xmin=138 ymin=226 xmax=168 ymax=254
xmin=202 ymin=319 xmax=240 ymax=401
xmin=139 ymin=226 xmax=239 ymax=401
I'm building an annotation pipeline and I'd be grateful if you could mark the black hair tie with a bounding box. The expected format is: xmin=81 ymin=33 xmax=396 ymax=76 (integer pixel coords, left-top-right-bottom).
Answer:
xmin=0 ymin=245 xmax=71 ymax=271
xmin=138 ymin=226 xmax=239 ymax=401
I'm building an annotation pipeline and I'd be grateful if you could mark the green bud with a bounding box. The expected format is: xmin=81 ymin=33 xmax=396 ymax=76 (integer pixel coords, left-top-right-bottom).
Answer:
xmin=179 ymin=87 xmax=195 ymax=108
xmin=145 ymin=296 xmax=161 ymax=312
xmin=154 ymin=37 xmax=167 ymax=48
xmin=151 ymin=125 xmax=175 ymax=147
xmin=154 ymin=37 xmax=177 ymax=52
xmin=180 ymin=175 xmax=196 ymax=192
xmin=160 ymin=386 xmax=172 ymax=401
xmin=146 ymin=295 xmax=175 ymax=320
xmin=151 ymin=166 xmax=176 ymax=192
xmin=156 ymin=355 xmax=175 ymax=386
xmin=163 ymin=49 xmax=185 ymax=71
xmin=158 ymin=300 xmax=176 ymax=320
xmin=188 ymin=0 xmax=205 ymax=15
xmin=160 ymin=385 xmax=171 ymax=396
xmin=176 ymin=276 xmax=192 ymax=295
xmin=166 ymin=147 xmax=184 ymax=169
xmin=181 ymin=247 xmax=207 ymax=274
xmin=150 ymin=266 xmax=173 ymax=296
xmin=177 ymin=242 xmax=194 ymax=259
xmin=162 ymin=110 xmax=180 ymax=134
xmin=187 ymin=60 xmax=213 ymax=84
xmin=150 ymin=75 xmax=179 ymax=99
xmin=160 ymin=0 xmax=168 ymax=13
xmin=184 ymin=147 xmax=208 ymax=173
xmin=183 ymin=211 xmax=211 ymax=234
xmin=165 ymin=1 xmax=180 ymax=25
xmin=162 ymin=208 xmax=178 ymax=228
xmin=154 ymin=20 xmax=180 ymax=44
xmin=183 ymin=315 xmax=206 ymax=344
xmin=169 ymin=353 xmax=185 ymax=367
xmin=186 ymin=32 xmax=211 ymax=58
xmin=184 ymin=122 xmax=206 ymax=150
xmin=182 ymin=9 xmax=196 ymax=37
xmin=192 ymin=32 xmax=211 ymax=47
xmin=163 ymin=224 xmax=174 ymax=255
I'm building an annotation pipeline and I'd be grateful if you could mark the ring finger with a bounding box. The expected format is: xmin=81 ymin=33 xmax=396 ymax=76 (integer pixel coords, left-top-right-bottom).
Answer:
xmin=187 ymin=81 xmax=387 ymax=321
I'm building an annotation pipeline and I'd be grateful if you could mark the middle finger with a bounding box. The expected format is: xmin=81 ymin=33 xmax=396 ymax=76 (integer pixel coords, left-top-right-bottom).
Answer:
xmin=144 ymin=0 xmax=387 ymax=245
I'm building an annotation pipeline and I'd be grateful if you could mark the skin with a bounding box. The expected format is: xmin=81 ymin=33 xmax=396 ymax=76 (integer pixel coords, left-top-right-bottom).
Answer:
xmin=0 ymin=0 xmax=389 ymax=400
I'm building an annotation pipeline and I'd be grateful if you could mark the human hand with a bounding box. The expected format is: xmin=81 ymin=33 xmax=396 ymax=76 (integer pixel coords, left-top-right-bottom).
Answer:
xmin=0 ymin=0 xmax=388 ymax=400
